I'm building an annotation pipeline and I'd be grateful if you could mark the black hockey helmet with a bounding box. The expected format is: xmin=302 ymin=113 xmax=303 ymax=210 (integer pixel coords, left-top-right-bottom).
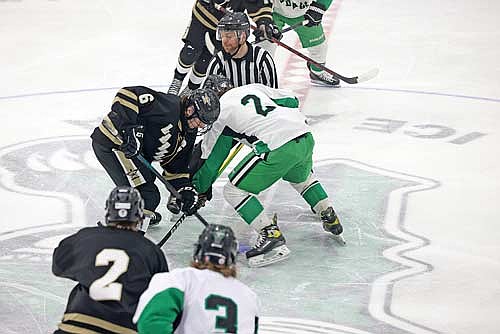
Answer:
xmin=216 ymin=12 xmax=251 ymax=41
xmin=203 ymin=74 xmax=234 ymax=97
xmin=105 ymin=186 xmax=144 ymax=226
xmin=193 ymin=224 xmax=239 ymax=266
xmin=185 ymin=88 xmax=220 ymax=126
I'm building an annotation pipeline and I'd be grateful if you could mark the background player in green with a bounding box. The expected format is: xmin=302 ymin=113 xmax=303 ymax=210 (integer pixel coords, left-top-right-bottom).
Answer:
xmin=267 ymin=0 xmax=339 ymax=86
xmin=133 ymin=224 xmax=259 ymax=333
xmin=52 ymin=186 xmax=168 ymax=334
xmin=193 ymin=76 xmax=344 ymax=267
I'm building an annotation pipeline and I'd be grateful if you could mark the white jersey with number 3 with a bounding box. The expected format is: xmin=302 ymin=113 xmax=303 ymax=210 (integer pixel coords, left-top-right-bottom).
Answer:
xmin=201 ymin=84 xmax=309 ymax=159
xmin=133 ymin=267 xmax=259 ymax=334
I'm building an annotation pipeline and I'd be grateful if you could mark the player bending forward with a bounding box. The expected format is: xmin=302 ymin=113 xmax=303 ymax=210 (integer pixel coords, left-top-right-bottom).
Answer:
xmin=134 ymin=224 xmax=260 ymax=333
xmin=193 ymin=75 xmax=344 ymax=267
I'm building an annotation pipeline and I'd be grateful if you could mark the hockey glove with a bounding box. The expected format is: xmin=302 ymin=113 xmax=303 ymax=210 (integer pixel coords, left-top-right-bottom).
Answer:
xmin=304 ymin=2 xmax=327 ymax=27
xmin=253 ymin=18 xmax=283 ymax=43
xmin=197 ymin=186 xmax=213 ymax=209
xmin=119 ymin=125 xmax=144 ymax=159
xmin=176 ymin=186 xmax=199 ymax=215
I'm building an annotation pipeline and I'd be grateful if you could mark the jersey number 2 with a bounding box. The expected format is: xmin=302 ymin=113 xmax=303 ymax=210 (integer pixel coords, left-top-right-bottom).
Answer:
xmin=89 ymin=249 xmax=130 ymax=301
xmin=205 ymin=294 xmax=238 ymax=333
xmin=241 ymin=94 xmax=275 ymax=116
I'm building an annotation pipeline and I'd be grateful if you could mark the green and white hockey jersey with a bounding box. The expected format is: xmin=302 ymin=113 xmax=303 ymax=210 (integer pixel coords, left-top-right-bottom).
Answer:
xmin=133 ymin=267 xmax=259 ymax=334
xmin=194 ymin=83 xmax=309 ymax=193
xmin=273 ymin=0 xmax=334 ymax=19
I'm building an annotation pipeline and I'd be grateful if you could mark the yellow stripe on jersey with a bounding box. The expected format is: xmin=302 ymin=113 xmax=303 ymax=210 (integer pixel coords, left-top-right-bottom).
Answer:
xmin=62 ymin=313 xmax=137 ymax=334
xmin=249 ymin=7 xmax=273 ymax=22
xmin=194 ymin=2 xmax=218 ymax=30
xmin=98 ymin=115 xmax=123 ymax=145
xmin=113 ymin=96 xmax=139 ymax=113
xmin=117 ymin=88 xmax=138 ymax=101
xmin=163 ymin=171 xmax=190 ymax=181
xmin=58 ymin=323 xmax=100 ymax=334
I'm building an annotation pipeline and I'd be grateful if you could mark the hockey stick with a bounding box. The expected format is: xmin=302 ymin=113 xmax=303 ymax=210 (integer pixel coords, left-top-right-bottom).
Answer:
xmin=136 ymin=154 xmax=209 ymax=227
xmin=155 ymin=144 xmax=244 ymax=247
xmin=218 ymin=143 xmax=244 ymax=175
xmin=214 ymin=4 xmax=378 ymax=84
xmin=278 ymin=20 xmax=309 ymax=34
xmin=157 ymin=213 xmax=188 ymax=248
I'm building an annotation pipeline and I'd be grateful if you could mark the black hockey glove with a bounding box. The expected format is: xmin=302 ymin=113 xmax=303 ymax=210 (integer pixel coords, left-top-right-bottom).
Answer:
xmin=253 ymin=18 xmax=283 ymax=43
xmin=197 ymin=186 xmax=213 ymax=209
xmin=119 ymin=125 xmax=144 ymax=159
xmin=176 ymin=186 xmax=199 ymax=215
xmin=304 ymin=2 xmax=327 ymax=27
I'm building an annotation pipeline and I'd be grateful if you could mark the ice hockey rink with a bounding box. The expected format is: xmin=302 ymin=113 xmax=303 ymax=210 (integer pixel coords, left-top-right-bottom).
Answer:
xmin=1 ymin=0 xmax=500 ymax=333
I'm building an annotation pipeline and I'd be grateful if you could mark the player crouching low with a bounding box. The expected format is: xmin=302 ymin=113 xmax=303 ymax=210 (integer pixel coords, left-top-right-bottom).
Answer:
xmin=192 ymin=75 xmax=345 ymax=268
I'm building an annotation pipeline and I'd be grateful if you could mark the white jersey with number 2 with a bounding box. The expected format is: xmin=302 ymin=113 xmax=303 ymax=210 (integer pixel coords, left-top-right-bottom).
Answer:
xmin=201 ymin=83 xmax=309 ymax=159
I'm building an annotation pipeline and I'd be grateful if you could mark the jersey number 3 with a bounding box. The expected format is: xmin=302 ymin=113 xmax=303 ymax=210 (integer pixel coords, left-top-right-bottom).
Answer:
xmin=205 ymin=294 xmax=238 ymax=333
xmin=89 ymin=249 xmax=130 ymax=301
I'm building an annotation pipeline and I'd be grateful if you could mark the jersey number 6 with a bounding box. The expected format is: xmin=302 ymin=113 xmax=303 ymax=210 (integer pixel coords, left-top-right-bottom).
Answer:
xmin=89 ymin=249 xmax=130 ymax=301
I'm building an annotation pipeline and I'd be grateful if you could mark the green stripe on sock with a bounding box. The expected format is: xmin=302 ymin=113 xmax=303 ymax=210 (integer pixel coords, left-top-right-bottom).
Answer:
xmin=302 ymin=183 xmax=328 ymax=207
xmin=237 ymin=196 xmax=264 ymax=225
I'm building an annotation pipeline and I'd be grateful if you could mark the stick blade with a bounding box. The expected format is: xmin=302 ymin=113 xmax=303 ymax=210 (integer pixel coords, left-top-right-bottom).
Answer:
xmin=356 ymin=67 xmax=379 ymax=83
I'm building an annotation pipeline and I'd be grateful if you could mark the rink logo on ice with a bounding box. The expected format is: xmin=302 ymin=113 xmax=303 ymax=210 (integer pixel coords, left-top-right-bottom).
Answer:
xmin=212 ymin=159 xmax=440 ymax=333
xmin=0 ymin=136 xmax=109 ymax=259
xmin=0 ymin=136 xmax=441 ymax=333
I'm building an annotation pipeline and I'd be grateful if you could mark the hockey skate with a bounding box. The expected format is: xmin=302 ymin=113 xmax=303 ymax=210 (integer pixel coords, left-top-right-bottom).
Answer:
xmin=167 ymin=78 xmax=182 ymax=95
xmin=179 ymin=86 xmax=193 ymax=99
xmin=320 ymin=207 xmax=346 ymax=246
xmin=166 ymin=194 xmax=181 ymax=215
xmin=308 ymin=63 xmax=340 ymax=87
xmin=149 ymin=211 xmax=162 ymax=227
xmin=246 ymin=214 xmax=291 ymax=267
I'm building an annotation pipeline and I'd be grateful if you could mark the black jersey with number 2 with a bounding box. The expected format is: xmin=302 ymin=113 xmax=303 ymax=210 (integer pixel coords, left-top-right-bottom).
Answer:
xmin=52 ymin=226 xmax=168 ymax=334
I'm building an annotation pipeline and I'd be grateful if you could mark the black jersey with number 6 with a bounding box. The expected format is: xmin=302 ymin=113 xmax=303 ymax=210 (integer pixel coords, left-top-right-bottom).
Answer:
xmin=52 ymin=226 xmax=168 ymax=334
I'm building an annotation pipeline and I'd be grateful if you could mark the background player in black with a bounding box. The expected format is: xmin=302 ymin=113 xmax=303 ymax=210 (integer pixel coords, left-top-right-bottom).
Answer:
xmin=91 ymin=87 xmax=220 ymax=228
xmin=52 ymin=186 xmax=168 ymax=334
xmin=167 ymin=0 xmax=277 ymax=96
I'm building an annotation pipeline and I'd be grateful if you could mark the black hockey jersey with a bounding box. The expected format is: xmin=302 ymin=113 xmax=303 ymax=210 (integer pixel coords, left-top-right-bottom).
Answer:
xmin=52 ymin=226 xmax=168 ymax=333
xmin=91 ymin=86 xmax=197 ymax=181
xmin=193 ymin=0 xmax=273 ymax=31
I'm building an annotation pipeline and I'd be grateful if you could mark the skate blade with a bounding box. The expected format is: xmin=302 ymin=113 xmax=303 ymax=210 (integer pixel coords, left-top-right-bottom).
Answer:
xmin=247 ymin=245 xmax=291 ymax=268
xmin=310 ymin=79 xmax=341 ymax=87
xmin=331 ymin=234 xmax=347 ymax=246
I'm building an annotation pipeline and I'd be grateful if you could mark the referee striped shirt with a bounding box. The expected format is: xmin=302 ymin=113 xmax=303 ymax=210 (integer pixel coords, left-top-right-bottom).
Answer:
xmin=207 ymin=42 xmax=279 ymax=88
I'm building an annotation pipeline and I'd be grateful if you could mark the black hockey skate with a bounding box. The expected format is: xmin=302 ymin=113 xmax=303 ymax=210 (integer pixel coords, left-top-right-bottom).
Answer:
xmin=167 ymin=78 xmax=182 ymax=95
xmin=166 ymin=194 xmax=181 ymax=215
xmin=320 ymin=207 xmax=346 ymax=245
xmin=246 ymin=214 xmax=291 ymax=267
xmin=308 ymin=63 xmax=340 ymax=87
xmin=149 ymin=211 xmax=162 ymax=227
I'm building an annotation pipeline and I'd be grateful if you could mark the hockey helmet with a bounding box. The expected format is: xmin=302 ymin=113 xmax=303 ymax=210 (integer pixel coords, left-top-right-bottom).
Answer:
xmin=193 ymin=224 xmax=239 ymax=266
xmin=105 ymin=186 xmax=144 ymax=226
xmin=185 ymin=88 xmax=220 ymax=126
xmin=203 ymin=74 xmax=233 ymax=97
xmin=216 ymin=12 xmax=251 ymax=41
